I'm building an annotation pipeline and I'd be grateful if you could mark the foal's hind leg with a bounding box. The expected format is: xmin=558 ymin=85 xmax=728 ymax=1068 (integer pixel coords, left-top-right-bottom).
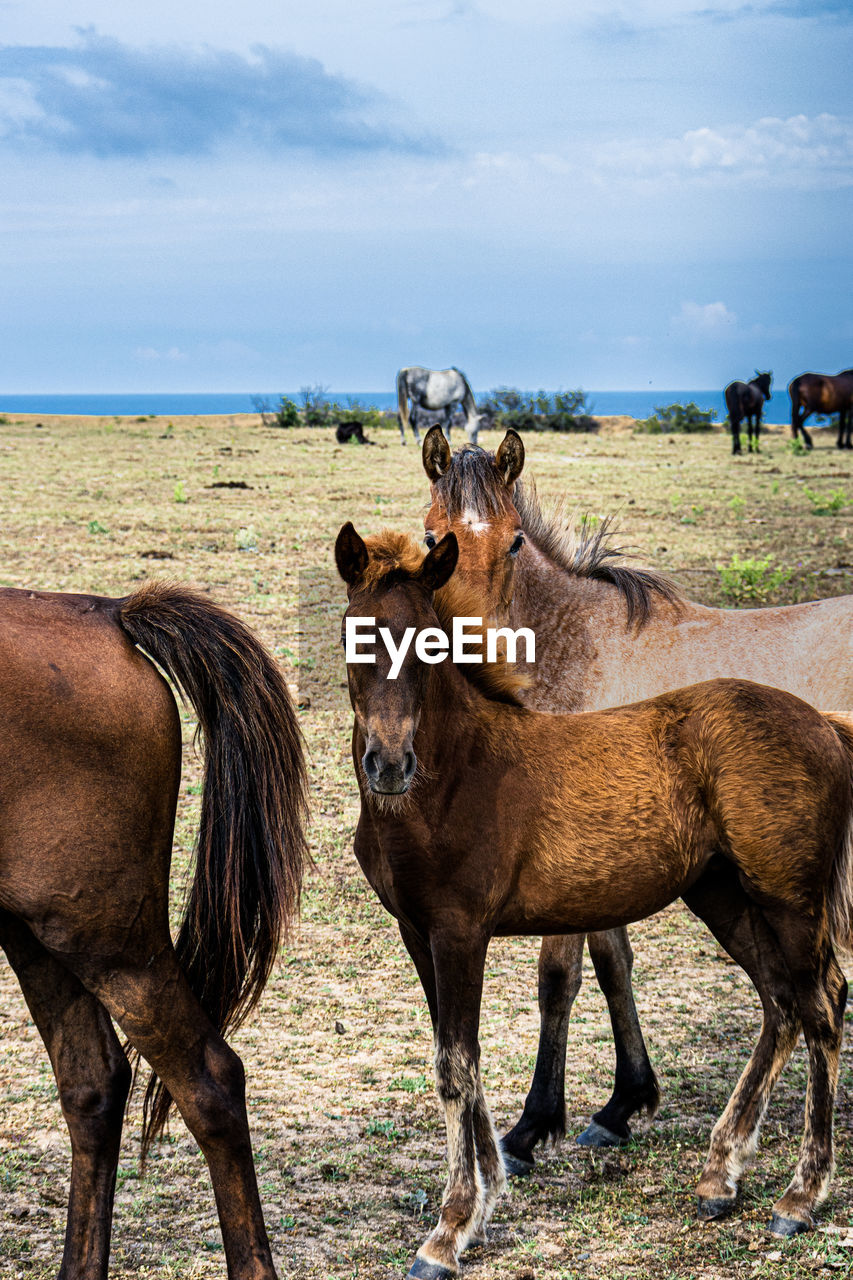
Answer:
xmin=1 ymin=914 xmax=130 ymax=1280
xmin=77 ymin=948 xmax=279 ymax=1279
xmin=682 ymin=865 xmax=801 ymax=1221
xmin=755 ymin=907 xmax=846 ymax=1234
xmin=501 ymin=933 xmax=584 ymax=1171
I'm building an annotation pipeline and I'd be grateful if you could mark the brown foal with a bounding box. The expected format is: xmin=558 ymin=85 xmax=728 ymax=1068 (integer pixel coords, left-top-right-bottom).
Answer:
xmin=0 ymin=582 xmax=307 ymax=1280
xmin=337 ymin=521 xmax=853 ymax=1279
xmin=421 ymin=425 xmax=853 ymax=1169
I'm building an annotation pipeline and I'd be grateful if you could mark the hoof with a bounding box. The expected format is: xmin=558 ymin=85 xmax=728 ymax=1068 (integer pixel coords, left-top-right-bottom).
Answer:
xmin=697 ymin=1194 xmax=737 ymax=1221
xmin=407 ymin=1258 xmax=456 ymax=1279
xmin=499 ymin=1140 xmax=535 ymax=1178
xmin=575 ymin=1121 xmax=628 ymax=1149
xmin=769 ymin=1212 xmax=810 ymax=1238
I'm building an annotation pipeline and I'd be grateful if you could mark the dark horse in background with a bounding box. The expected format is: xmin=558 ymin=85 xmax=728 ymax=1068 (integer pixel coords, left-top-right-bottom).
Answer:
xmin=0 ymin=582 xmax=308 ymax=1279
xmin=790 ymin=369 xmax=853 ymax=449
xmin=725 ymin=371 xmax=772 ymax=454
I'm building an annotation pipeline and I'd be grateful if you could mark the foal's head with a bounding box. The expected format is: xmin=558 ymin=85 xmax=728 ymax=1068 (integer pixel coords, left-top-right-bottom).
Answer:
xmin=423 ymin=426 xmax=525 ymax=617
xmin=336 ymin=522 xmax=459 ymax=795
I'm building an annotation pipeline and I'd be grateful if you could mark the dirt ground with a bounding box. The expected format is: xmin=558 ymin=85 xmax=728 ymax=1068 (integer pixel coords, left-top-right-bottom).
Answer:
xmin=0 ymin=411 xmax=852 ymax=1280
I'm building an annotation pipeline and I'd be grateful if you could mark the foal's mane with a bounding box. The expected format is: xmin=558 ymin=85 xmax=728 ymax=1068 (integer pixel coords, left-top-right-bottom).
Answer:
xmin=362 ymin=531 xmax=526 ymax=706
xmin=430 ymin=445 xmax=682 ymax=629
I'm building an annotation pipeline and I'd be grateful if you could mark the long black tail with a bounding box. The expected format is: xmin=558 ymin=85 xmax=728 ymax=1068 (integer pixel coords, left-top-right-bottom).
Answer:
xmin=117 ymin=582 xmax=308 ymax=1155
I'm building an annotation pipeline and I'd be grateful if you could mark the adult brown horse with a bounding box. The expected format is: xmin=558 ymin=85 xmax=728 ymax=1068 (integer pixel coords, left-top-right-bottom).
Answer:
xmin=0 ymin=581 xmax=308 ymax=1280
xmin=421 ymin=425 xmax=853 ymax=1172
xmin=725 ymin=370 xmax=772 ymax=454
xmin=790 ymin=369 xmax=853 ymax=449
xmin=337 ymin=521 xmax=853 ymax=1278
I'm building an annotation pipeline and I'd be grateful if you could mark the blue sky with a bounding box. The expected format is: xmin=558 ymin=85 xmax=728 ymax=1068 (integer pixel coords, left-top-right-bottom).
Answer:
xmin=0 ymin=1 xmax=851 ymax=392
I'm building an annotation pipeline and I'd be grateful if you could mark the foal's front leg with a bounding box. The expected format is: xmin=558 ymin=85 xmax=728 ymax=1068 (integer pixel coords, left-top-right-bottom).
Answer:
xmin=408 ymin=932 xmax=498 ymax=1280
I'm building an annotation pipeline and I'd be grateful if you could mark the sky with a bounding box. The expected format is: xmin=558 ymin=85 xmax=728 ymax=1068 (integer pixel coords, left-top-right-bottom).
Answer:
xmin=0 ymin=0 xmax=851 ymax=392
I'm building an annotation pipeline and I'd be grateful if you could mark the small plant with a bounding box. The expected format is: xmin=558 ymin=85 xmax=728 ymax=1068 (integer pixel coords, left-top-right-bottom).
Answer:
xmin=173 ymin=481 xmax=187 ymax=503
xmin=803 ymin=486 xmax=848 ymax=516
xmin=728 ymin=495 xmax=747 ymax=520
xmin=235 ymin=525 xmax=259 ymax=551
xmin=87 ymin=519 xmax=108 ymax=535
xmin=635 ymin=402 xmax=716 ymax=433
xmin=788 ymin=436 xmax=807 ymax=456
xmin=367 ymin=1118 xmax=399 ymax=1140
xmin=717 ymin=554 xmax=791 ymax=604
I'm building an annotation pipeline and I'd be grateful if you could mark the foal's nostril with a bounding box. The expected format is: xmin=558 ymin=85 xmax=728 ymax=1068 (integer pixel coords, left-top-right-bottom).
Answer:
xmin=363 ymin=750 xmax=379 ymax=778
xmin=403 ymin=751 xmax=416 ymax=780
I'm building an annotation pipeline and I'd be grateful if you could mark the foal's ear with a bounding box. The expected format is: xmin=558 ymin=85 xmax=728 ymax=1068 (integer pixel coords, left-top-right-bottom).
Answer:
xmin=422 ymin=425 xmax=452 ymax=481
xmin=419 ymin=532 xmax=459 ymax=592
xmin=495 ymin=429 xmax=525 ymax=487
xmin=335 ymin=522 xmax=369 ymax=586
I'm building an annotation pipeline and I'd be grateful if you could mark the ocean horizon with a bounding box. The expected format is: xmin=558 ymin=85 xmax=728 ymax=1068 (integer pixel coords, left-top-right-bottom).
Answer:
xmin=0 ymin=389 xmax=737 ymax=420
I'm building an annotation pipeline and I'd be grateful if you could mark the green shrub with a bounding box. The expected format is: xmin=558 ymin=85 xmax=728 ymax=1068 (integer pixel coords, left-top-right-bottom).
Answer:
xmin=479 ymin=387 xmax=596 ymax=433
xmin=803 ymin=486 xmax=848 ymax=516
xmin=635 ymin=402 xmax=716 ymax=433
xmin=717 ymin=554 xmax=791 ymax=604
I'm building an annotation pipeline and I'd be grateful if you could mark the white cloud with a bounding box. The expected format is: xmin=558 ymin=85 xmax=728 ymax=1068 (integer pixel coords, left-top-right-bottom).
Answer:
xmin=596 ymin=113 xmax=853 ymax=186
xmin=673 ymin=301 xmax=737 ymax=335
xmin=134 ymin=345 xmax=187 ymax=362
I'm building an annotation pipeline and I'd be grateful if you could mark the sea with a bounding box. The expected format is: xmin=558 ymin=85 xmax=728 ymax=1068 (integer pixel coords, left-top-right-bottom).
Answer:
xmin=0 ymin=390 xmax=733 ymax=421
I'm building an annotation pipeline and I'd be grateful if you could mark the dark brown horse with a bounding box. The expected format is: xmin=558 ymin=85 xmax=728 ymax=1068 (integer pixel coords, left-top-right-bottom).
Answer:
xmin=725 ymin=370 xmax=772 ymax=454
xmin=0 ymin=581 xmax=308 ymax=1280
xmin=337 ymin=522 xmax=853 ymax=1277
xmin=421 ymin=426 xmax=853 ymax=1172
xmin=790 ymin=369 xmax=853 ymax=449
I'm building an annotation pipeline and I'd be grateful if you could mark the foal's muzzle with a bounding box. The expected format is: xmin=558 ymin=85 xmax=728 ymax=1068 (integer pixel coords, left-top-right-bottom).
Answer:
xmin=362 ymin=744 xmax=417 ymax=794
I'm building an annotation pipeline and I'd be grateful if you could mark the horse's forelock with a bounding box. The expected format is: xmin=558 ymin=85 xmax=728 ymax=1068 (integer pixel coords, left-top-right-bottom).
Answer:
xmin=432 ymin=446 xmax=513 ymax=520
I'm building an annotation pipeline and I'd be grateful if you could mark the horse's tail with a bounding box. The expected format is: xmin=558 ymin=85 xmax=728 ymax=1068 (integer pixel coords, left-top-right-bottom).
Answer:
xmin=724 ymin=382 xmax=738 ymax=425
xmin=117 ymin=582 xmax=308 ymax=1157
xmin=825 ymin=714 xmax=853 ymax=954
xmin=397 ymin=368 xmax=411 ymax=433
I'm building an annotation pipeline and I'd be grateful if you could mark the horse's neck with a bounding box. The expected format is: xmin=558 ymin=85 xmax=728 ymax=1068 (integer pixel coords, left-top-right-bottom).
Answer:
xmin=508 ymin=542 xmax=682 ymax=713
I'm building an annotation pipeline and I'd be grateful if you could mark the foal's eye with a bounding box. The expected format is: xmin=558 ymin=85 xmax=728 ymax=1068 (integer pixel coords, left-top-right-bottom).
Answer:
xmin=424 ymin=533 xmax=437 ymax=550
xmin=509 ymin=532 xmax=525 ymax=557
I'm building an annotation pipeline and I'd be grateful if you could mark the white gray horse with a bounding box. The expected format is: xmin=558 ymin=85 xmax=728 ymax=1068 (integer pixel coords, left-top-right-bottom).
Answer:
xmin=396 ymin=366 xmax=481 ymax=445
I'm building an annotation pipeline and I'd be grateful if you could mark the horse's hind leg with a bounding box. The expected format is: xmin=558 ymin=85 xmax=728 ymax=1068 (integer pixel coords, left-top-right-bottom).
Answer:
xmin=682 ymin=864 xmax=801 ymax=1222
xmin=1 ymin=914 xmax=130 ymax=1280
xmin=80 ymin=949 xmax=278 ymax=1279
xmin=580 ymin=927 xmax=659 ymax=1146
xmin=756 ymin=907 xmax=846 ymax=1235
xmin=731 ymin=418 xmax=742 ymax=454
xmin=501 ymin=933 xmax=585 ymax=1171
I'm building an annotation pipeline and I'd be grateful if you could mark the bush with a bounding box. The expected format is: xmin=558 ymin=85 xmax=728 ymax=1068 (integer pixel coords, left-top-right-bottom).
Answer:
xmin=478 ymin=387 xmax=596 ymax=433
xmin=254 ymin=389 xmax=390 ymax=430
xmin=635 ymin=402 xmax=716 ymax=433
xmin=717 ymin=554 xmax=791 ymax=604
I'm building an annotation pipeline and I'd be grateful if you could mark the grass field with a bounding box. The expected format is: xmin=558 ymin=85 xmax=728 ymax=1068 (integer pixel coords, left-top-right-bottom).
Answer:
xmin=0 ymin=412 xmax=852 ymax=1280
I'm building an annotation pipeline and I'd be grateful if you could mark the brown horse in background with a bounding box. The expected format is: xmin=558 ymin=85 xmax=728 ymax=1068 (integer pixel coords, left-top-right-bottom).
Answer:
xmin=421 ymin=425 xmax=853 ymax=1172
xmin=789 ymin=369 xmax=853 ymax=449
xmin=725 ymin=370 xmax=772 ymax=454
xmin=337 ymin=521 xmax=853 ymax=1278
xmin=0 ymin=582 xmax=307 ymax=1280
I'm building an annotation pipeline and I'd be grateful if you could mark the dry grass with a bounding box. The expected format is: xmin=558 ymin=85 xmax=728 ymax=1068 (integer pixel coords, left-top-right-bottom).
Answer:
xmin=0 ymin=412 xmax=852 ymax=1279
